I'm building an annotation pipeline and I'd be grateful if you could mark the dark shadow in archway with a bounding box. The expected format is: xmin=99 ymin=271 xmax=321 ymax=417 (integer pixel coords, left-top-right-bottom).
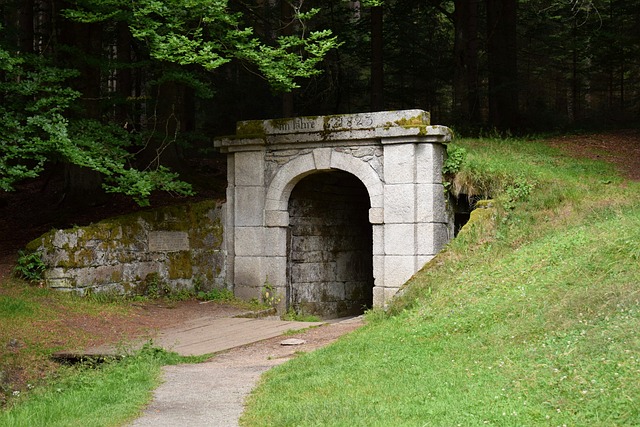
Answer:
xmin=287 ymin=171 xmax=373 ymax=319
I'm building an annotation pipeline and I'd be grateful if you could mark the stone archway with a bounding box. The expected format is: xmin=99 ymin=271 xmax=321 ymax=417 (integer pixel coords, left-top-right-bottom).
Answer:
xmin=214 ymin=109 xmax=453 ymax=316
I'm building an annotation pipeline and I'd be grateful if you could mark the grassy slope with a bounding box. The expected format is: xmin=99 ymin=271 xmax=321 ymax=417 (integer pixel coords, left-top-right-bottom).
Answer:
xmin=241 ymin=137 xmax=640 ymax=426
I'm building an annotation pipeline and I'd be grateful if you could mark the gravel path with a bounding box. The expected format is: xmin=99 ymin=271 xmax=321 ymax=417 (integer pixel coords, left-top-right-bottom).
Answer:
xmin=129 ymin=318 xmax=363 ymax=427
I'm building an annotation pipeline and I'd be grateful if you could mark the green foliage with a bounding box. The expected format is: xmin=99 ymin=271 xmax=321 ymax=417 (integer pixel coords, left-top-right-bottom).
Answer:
xmin=502 ymin=174 xmax=536 ymax=209
xmin=0 ymin=50 xmax=78 ymax=192
xmin=443 ymin=144 xmax=468 ymax=192
xmin=3 ymin=0 xmax=340 ymax=205
xmin=66 ymin=120 xmax=195 ymax=207
xmin=443 ymin=144 xmax=467 ymax=176
xmin=137 ymin=273 xmax=171 ymax=299
xmin=196 ymin=288 xmax=234 ymax=302
xmin=63 ymin=0 xmax=340 ymax=93
xmin=261 ymin=282 xmax=282 ymax=309
xmin=0 ymin=39 xmax=193 ymax=206
xmin=12 ymin=251 xmax=46 ymax=283
xmin=281 ymin=309 xmax=320 ymax=322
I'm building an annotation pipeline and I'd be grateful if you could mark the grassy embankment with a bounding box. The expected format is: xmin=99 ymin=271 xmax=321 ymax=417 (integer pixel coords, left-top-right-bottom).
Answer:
xmin=241 ymin=136 xmax=640 ymax=426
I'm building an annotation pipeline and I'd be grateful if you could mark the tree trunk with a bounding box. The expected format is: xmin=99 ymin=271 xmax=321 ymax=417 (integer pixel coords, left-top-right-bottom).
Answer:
xmin=116 ymin=21 xmax=133 ymax=129
xmin=281 ymin=0 xmax=295 ymax=117
xmin=453 ymin=0 xmax=481 ymax=124
xmin=57 ymin=8 xmax=106 ymax=203
xmin=370 ymin=5 xmax=384 ymax=111
xmin=19 ymin=0 xmax=35 ymax=53
xmin=486 ymin=0 xmax=518 ymax=130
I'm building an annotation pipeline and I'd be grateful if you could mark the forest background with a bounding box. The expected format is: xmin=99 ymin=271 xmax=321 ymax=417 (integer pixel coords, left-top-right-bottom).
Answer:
xmin=1 ymin=0 xmax=639 ymax=206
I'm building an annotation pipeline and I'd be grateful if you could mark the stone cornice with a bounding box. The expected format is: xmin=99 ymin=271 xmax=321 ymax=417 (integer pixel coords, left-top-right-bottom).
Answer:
xmin=214 ymin=110 xmax=452 ymax=153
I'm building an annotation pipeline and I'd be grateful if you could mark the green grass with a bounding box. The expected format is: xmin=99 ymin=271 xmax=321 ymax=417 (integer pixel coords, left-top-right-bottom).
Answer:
xmin=0 ymin=345 xmax=204 ymax=427
xmin=0 ymin=295 xmax=34 ymax=319
xmin=241 ymin=136 xmax=640 ymax=426
xmin=281 ymin=308 xmax=321 ymax=322
xmin=0 ymin=277 xmax=223 ymax=425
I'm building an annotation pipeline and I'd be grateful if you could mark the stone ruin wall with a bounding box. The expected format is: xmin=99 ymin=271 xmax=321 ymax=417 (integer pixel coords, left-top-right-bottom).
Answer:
xmin=27 ymin=200 xmax=227 ymax=295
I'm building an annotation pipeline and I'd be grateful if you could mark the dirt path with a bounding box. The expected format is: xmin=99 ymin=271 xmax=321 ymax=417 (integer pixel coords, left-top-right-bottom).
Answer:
xmin=129 ymin=318 xmax=363 ymax=427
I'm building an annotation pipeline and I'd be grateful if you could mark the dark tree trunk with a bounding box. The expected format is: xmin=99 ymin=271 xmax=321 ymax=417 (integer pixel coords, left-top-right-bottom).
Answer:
xmin=571 ymin=20 xmax=578 ymax=122
xmin=280 ymin=0 xmax=294 ymax=117
xmin=453 ymin=0 xmax=481 ymax=124
xmin=116 ymin=21 xmax=133 ymax=128
xmin=486 ymin=0 xmax=518 ymax=130
xmin=57 ymin=9 xmax=106 ymax=203
xmin=57 ymin=15 xmax=102 ymax=118
xmin=19 ymin=0 xmax=35 ymax=53
xmin=370 ymin=5 xmax=384 ymax=111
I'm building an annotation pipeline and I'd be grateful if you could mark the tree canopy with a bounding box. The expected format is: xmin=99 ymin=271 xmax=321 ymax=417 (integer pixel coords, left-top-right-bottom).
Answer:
xmin=1 ymin=0 xmax=639 ymax=205
xmin=1 ymin=0 xmax=339 ymax=205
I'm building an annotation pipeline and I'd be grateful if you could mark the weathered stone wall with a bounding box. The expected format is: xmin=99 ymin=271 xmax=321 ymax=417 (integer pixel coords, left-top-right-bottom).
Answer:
xmin=288 ymin=171 xmax=373 ymax=317
xmin=26 ymin=200 xmax=226 ymax=295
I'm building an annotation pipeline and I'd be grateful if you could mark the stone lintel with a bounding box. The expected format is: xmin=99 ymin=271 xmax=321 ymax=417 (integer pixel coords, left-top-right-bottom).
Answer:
xmin=377 ymin=125 xmax=452 ymax=143
xmin=214 ymin=110 xmax=452 ymax=153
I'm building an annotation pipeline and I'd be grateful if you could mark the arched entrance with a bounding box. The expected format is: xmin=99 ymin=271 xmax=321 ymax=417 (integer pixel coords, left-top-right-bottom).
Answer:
xmin=287 ymin=171 xmax=373 ymax=318
xmin=214 ymin=110 xmax=453 ymax=311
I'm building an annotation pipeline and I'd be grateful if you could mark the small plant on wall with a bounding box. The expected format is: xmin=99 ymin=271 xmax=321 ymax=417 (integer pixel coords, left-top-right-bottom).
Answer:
xmin=138 ymin=272 xmax=171 ymax=298
xmin=261 ymin=280 xmax=281 ymax=309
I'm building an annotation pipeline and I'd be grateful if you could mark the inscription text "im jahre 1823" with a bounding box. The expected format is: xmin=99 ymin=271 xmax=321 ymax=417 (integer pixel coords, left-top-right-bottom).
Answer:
xmin=275 ymin=118 xmax=317 ymax=132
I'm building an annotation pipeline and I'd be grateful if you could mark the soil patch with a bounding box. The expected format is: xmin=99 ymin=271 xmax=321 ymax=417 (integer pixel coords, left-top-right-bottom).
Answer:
xmin=547 ymin=129 xmax=640 ymax=181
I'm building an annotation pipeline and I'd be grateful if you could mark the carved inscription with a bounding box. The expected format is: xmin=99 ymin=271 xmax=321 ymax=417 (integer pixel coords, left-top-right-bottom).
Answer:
xmin=326 ymin=114 xmax=375 ymax=130
xmin=275 ymin=118 xmax=316 ymax=131
xmin=148 ymin=231 xmax=189 ymax=252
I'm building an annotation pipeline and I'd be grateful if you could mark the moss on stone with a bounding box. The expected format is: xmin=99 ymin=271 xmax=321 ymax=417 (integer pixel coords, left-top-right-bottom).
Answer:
xmin=457 ymin=200 xmax=496 ymax=236
xmin=26 ymin=199 xmax=225 ymax=295
xmin=394 ymin=113 xmax=429 ymax=127
xmin=110 ymin=269 xmax=123 ymax=283
xmin=237 ymin=120 xmax=266 ymax=136
xmin=167 ymin=251 xmax=193 ymax=280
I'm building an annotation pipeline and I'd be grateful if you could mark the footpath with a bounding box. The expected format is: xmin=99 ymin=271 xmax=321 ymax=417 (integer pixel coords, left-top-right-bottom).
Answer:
xmin=119 ymin=314 xmax=363 ymax=427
